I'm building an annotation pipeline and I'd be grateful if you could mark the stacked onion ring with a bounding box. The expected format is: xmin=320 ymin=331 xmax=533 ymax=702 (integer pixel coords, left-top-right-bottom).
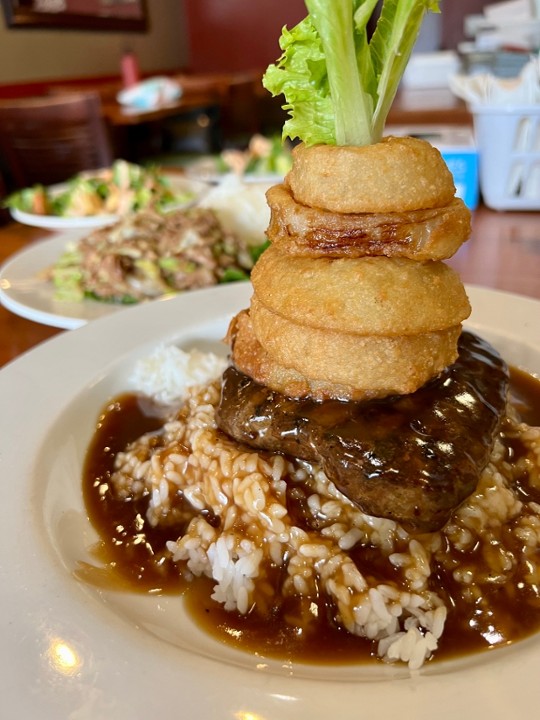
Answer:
xmin=228 ymin=136 xmax=472 ymax=401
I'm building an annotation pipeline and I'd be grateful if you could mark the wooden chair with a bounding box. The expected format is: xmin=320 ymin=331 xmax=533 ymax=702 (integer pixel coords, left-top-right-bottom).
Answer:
xmin=0 ymin=92 xmax=114 ymax=189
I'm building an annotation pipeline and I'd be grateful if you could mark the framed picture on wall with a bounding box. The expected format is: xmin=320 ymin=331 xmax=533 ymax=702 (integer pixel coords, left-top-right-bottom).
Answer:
xmin=1 ymin=1 xmax=149 ymax=32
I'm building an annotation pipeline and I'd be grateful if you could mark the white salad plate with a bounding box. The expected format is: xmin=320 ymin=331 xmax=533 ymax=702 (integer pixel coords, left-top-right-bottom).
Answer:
xmin=1 ymin=283 xmax=539 ymax=720
xmin=0 ymin=231 xmax=126 ymax=329
xmin=9 ymin=175 xmax=209 ymax=230
xmin=11 ymin=206 xmax=121 ymax=230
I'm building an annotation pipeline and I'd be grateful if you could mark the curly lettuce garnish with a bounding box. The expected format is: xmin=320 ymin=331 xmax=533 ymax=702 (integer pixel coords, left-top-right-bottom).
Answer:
xmin=263 ymin=0 xmax=440 ymax=147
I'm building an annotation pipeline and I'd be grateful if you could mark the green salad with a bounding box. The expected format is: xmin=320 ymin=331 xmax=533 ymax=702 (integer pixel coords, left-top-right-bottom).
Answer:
xmin=218 ymin=134 xmax=293 ymax=176
xmin=3 ymin=160 xmax=193 ymax=218
xmin=48 ymin=206 xmax=267 ymax=305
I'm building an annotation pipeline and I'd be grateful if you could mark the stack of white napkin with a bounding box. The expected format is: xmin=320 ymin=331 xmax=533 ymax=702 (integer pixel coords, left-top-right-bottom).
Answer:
xmin=450 ymin=52 xmax=540 ymax=106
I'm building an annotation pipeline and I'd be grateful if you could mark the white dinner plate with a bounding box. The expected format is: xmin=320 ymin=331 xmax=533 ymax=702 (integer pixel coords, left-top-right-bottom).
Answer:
xmin=0 ymin=227 xmax=249 ymax=330
xmin=0 ymin=231 xmax=125 ymax=329
xmin=1 ymin=283 xmax=539 ymax=719
xmin=188 ymin=170 xmax=285 ymax=186
xmin=184 ymin=157 xmax=285 ymax=185
xmin=9 ymin=175 xmax=209 ymax=230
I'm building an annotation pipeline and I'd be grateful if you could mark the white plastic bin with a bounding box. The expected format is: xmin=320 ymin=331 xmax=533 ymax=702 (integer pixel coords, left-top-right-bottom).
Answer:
xmin=472 ymin=104 xmax=540 ymax=211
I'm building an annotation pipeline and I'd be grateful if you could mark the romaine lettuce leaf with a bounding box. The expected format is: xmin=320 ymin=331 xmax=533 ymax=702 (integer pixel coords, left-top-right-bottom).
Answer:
xmin=263 ymin=0 xmax=440 ymax=147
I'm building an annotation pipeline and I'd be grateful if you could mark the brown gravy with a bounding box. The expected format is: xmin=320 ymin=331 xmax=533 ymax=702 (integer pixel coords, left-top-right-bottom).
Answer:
xmin=82 ymin=366 xmax=540 ymax=665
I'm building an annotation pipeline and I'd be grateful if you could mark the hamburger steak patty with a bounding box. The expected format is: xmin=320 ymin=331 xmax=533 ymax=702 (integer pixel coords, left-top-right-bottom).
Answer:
xmin=216 ymin=331 xmax=509 ymax=532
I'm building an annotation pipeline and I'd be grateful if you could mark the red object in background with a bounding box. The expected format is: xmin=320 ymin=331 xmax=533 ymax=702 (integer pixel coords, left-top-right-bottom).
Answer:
xmin=184 ymin=0 xmax=306 ymax=72
xmin=121 ymin=50 xmax=140 ymax=88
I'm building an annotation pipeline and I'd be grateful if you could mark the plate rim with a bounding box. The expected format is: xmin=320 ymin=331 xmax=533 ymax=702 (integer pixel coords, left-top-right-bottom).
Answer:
xmin=0 ymin=231 xmax=125 ymax=329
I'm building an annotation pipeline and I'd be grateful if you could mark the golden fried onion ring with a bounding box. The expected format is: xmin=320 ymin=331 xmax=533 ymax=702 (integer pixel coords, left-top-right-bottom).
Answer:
xmin=251 ymin=246 xmax=471 ymax=336
xmin=266 ymin=184 xmax=471 ymax=261
xmin=286 ymin=137 xmax=456 ymax=213
xmin=250 ymin=296 xmax=461 ymax=392
xmin=229 ymin=308 xmax=461 ymax=400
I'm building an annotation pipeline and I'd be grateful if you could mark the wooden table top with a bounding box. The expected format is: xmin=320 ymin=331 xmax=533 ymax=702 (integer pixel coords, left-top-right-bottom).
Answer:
xmin=53 ymin=71 xmax=261 ymax=128
xmin=388 ymin=88 xmax=472 ymax=127
xmin=101 ymin=89 xmax=224 ymax=127
xmin=0 ymin=205 xmax=539 ymax=369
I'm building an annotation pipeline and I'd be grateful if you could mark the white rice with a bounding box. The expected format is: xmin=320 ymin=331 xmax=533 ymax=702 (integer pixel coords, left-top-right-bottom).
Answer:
xmin=130 ymin=345 xmax=227 ymax=405
xmin=109 ymin=348 xmax=540 ymax=671
xmin=199 ymin=174 xmax=272 ymax=247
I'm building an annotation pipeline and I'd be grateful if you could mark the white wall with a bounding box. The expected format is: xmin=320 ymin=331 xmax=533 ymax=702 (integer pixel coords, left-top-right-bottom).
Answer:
xmin=0 ymin=0 xmax=188 ymax=84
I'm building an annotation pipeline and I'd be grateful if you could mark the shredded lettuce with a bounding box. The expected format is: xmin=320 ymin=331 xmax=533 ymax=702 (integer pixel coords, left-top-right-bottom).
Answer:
xmin=263 ymin=0 xmax=440 ymax=146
